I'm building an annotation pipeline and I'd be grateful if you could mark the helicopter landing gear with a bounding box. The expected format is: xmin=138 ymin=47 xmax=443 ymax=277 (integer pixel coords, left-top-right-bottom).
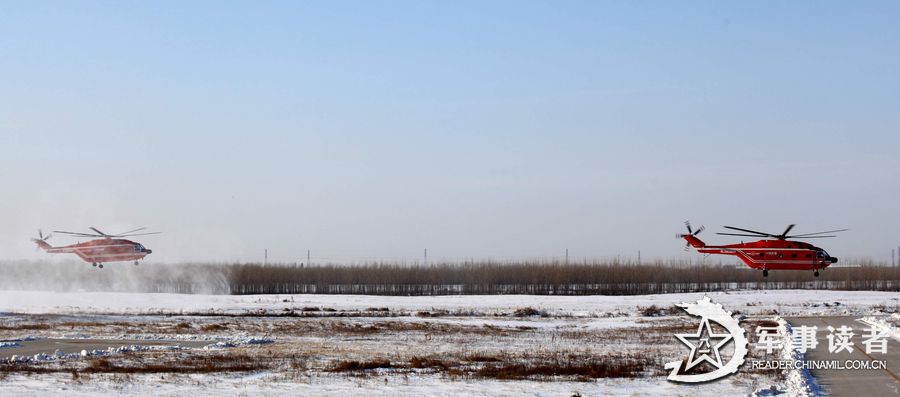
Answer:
xmin=814 ymin=270 xmax=819 ymax=277
xmin=134 ymin=261 xmax=139 ymax=266
xmin=92 ymin=262 xmax=97 ymax=267
xmin=762 ymin=269 xmax=769 ymax=277
xmin=98 ymin=264 xmax=104 ymax=269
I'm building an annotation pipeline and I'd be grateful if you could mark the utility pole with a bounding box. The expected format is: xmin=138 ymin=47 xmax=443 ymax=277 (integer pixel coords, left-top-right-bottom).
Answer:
xmin=565 ymin=248 xmax=569 ymax=265
xmin=424 ymin=248 xmax=427 ymax=265
xmin=264 ymin=249 xmax=268 ymax=265
xmin=307 ymin=249 xmax=310 ymax=266
xmin=893 ymin=248 xmax=896 ymax=267
xmin=638 ymin=250 xmax=641 ymax=264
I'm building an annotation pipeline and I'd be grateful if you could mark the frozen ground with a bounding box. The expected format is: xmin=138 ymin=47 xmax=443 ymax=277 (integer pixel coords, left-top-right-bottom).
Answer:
xmin=1 ymin=289 xmax=897 ymax=316
xmin=861 ymin=313 xmax=900 ymax=341
xmin=0 ymin=372 xmax=760 ymax=397
xmin=0 ymin=290 xmax=896 ymax=396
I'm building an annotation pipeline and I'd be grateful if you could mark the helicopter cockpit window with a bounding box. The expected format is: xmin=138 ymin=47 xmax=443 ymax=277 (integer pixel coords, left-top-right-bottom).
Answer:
xmin=816 ymin=251 xmax=825 ymax=258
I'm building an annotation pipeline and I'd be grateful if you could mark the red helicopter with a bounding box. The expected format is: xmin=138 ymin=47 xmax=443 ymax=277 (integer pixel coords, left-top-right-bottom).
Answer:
xmin=32 ymin=227 xmax=159 ymax=269
xmin=678 ymin=221 xmax=846 ymax=277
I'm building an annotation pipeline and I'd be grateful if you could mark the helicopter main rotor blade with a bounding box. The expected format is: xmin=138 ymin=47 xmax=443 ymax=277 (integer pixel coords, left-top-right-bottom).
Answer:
xmin=53 ymin=231 xmax=104 ymax=238
xmin=788 ymin=229 xmax=849 ymax=237
xmin=115 ymin=227 xmax=147 ymax=236
xmin=115 ymin=232 xmax=161 ymax=237
xmin=722 ymin=226 xmax=774 ymax=237
xmin=718 ymin=232 xmax=838 ymax=239
xmin=779 ymin=224 xmax=796 ymax=238
xmin=717 ymin=232 xmax=773 ymax=238
xmin=89 ymin=227 xmax=109 ymax=237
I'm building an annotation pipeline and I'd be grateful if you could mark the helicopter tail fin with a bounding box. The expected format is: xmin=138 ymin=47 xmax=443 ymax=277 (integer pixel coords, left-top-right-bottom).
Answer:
xmin=32 ymin=238 xmax=53 ymax=251
xmin=682 ymin=234 xmax=706 ymax=248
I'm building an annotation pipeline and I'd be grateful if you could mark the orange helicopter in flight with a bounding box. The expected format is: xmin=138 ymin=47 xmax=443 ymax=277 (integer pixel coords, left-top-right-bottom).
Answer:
xmin=32 ymin=227 xmax=159 ymax=269
xmin=678 ymin=221 xmax=846 ymax=277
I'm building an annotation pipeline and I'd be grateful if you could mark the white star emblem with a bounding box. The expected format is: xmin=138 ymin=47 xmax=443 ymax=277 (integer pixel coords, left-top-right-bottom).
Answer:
xmin=675 ymin=317 xmax=733 ymax=370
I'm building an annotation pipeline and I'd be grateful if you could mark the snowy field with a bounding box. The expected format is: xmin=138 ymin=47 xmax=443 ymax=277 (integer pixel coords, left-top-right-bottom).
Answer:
xmin=2 ymin=289 xmax=898 ymax=316
xmin=0 ymin=290 xmax=897 ymax=396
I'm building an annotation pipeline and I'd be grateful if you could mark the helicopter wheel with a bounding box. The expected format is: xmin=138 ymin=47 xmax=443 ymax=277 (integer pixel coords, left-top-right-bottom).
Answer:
xmin=98 ymin=264 xmax=104 ymax=269
xmin=92 ymin=263 xmax=97 ymax=267
xmin=762 ymin=269 xmax=769 ymax=277
xmin=814 ymin=271 xmax=819 ymax=277
xmin=134 ymin=261 xmax=139 ymax=266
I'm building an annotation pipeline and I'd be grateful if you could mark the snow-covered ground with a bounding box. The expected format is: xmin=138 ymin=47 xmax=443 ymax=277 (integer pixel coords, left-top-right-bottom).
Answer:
xmin=1 ymin=372 xmax=759 ymax=397
xmin=777 ymin=319 xmax=824 ymax=397
xmin=0 ymin=289 xmax=896 ymax=316
xmin=860 ymin=313 xmax=900 ymax=342
xmin=0 ymin=290 xmax=896 ymax=396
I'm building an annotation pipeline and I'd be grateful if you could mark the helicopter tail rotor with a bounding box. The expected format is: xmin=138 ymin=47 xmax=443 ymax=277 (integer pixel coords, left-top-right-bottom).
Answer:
xmin=677 ymin=221 xmax=706 ymax=250
xmin=32 ymin=229 xmax=53 ymax=251
xmin=37 ymin=229 xmax=52 ymax=242
xmin=677 ymin=221 xmax=705 ymax=238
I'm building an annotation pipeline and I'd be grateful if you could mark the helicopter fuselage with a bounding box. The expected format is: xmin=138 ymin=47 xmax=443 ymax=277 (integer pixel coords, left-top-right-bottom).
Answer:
xmin=683 ymin=235 xmax=838 ymax=271
xmin=36 ymin=238 xmax=152 ymax=264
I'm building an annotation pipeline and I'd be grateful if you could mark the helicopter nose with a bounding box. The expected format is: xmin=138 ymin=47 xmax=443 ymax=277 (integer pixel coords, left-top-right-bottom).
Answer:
xmin=829 ymin=256 xmax=838 ymax=263
xmin=145 ymin=249 xmax=153 ymax=254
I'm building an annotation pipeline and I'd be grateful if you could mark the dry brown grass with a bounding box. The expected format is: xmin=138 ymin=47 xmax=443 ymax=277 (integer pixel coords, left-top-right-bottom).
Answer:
xmin=84 ymin=353 xmax=271 ymax=374
xmin=473 ymin=358 xmax=651 ymax=380
xmin=326 ymin=351 xmax=656 ymax=382
xmin=416 ymin=309 xmax=484 ymax=317
xmin=513 ymin=307 xmax=548 ymax=317
xmin=0 ymin=353 xmax=272 ymax=375
xmin=316 ymin=320 xmax=527 ymax=337
xmin=0 ymin=322 xmax=52 ymax=331
xmin=638 ymin=305 xmax=683 ymax=317
xmin=408 ymin=356 xmax=451 ymax=369
xmin=462 ymin=353 xmax=502 ymax=362
xmin=329 ymin=359 xmax=394 ymax=372
xmin=201 ymin=323 xmax=228 ymax=332
xmin=173 ymin=322 xmax=192 ymax=330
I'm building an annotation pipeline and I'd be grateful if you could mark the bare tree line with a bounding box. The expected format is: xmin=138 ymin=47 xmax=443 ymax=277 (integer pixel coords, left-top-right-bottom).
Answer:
xmin=2 ymin=259 xmax=897 ymax=295
xmin=227 ymin=259 xmax=899 ymax=295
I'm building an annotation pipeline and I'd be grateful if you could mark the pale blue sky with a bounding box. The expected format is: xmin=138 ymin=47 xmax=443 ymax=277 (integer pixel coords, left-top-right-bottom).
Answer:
xmin=1 ymin=1 xmax=898 ymax=263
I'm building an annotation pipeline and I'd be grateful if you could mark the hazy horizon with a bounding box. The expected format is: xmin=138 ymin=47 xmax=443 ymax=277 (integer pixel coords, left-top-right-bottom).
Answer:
xmin=2 ymin=2 xmax=898 ymax=264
